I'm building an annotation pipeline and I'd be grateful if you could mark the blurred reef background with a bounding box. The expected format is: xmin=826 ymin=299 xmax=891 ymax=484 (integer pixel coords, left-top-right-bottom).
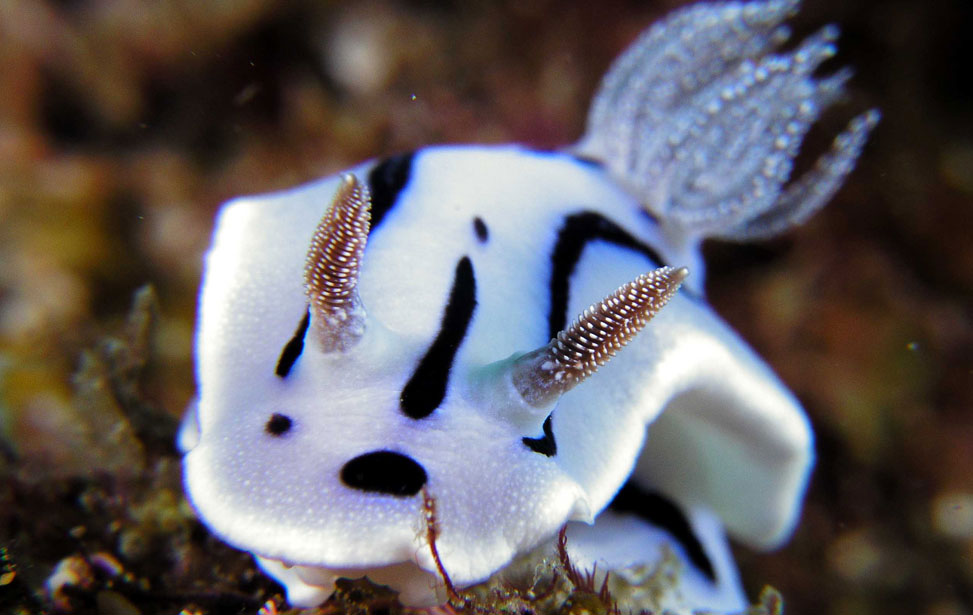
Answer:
xmin=0 ymin=1 xmax=970 ymax=614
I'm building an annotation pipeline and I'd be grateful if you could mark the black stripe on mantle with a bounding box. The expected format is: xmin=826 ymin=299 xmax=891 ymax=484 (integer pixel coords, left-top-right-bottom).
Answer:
xmin=367 ymin=152 xmax=415 ymax=234
xmin=275 ymin=309 xmax=310 ymax=378
xmin=399 ymin=257 xmax=478 ymax=419
xmin=609 ymin=482 xmax=717 ymax=581
xmin=547 ymin=211 xmax=668 ymax=340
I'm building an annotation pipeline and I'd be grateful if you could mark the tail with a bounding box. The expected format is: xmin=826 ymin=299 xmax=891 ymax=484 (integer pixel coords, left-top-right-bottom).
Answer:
xmin=574 ymin=0 xmax=879 ymax=242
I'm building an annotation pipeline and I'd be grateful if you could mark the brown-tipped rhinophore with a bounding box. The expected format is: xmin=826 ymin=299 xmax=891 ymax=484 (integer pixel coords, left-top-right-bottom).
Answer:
xmin=304 ymin=174 xmax=371 ymax=353
xmin=512 ymin=266 xmax=688 ymax=407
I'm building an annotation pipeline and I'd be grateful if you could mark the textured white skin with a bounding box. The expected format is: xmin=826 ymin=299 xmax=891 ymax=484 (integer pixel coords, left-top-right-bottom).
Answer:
xmin=183 ymin=146 xmax=812 ymax=607
xmin=254 ymin=556 xmax=446 ymax=607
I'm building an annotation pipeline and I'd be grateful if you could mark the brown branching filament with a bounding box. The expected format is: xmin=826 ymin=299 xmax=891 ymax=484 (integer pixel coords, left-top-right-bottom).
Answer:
xmin=556 ymin=527 xmax=618 ymax=615
xmin=421 ymin=488 xmax=460 ymax=605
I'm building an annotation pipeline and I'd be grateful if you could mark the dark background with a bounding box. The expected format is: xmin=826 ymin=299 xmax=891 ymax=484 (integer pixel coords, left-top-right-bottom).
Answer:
xmin=1 ymin=1 xmax=970 ymax=614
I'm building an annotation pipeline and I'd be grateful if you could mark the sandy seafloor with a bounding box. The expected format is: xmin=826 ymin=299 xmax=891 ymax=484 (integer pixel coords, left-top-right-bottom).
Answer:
xmin=0 ymin=1 xmax=970 ymax=614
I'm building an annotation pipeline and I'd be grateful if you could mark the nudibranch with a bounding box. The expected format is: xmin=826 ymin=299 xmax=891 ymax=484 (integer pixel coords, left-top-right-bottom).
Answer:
xmin=180 ymin=1 xmax=877 ymax=612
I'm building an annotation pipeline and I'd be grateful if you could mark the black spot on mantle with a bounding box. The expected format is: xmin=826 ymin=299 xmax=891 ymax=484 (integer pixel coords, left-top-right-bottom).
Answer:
xmin=340 ymin=450 xmax=427 ymax=496
xmin=522 ymin=414 xmax=557 ymax=457
xmin=609 ymin=482 xmax=716 ymax=581
xmin=265 ymin=413 xmax=293 ymax=436
xmin=400 ymin=257 xmax=477 ymax=419
xmin=473 ymin=217 xmax=489 ymax=243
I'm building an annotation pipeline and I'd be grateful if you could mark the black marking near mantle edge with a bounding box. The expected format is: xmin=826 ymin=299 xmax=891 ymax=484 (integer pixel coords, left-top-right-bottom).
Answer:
xmin=522 ymin=414 xmax=557 ymax=456
xmin=275 ymin=309 xmax=310 ymax=377
xmin=366 ymin=152 xmax=415 ymax=233
xmin=548 ymin=211 xmax=668 ymax=340
xmin=609 ymin=482 xmax=716 ymax=581
xmin=340 ymin=450 xmax=428 ymax=496
xmin=265 ymin=413 xmax=293 ymax=436
xmin=400 ymin=257 xmax=477 ymax=419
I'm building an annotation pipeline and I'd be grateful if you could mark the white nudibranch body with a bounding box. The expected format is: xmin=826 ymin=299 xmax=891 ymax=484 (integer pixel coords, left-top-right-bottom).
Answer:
xmin=180 ymin=1 xmax=877 ymax=612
